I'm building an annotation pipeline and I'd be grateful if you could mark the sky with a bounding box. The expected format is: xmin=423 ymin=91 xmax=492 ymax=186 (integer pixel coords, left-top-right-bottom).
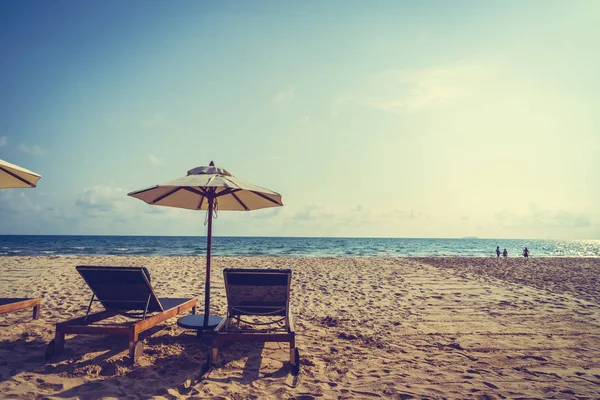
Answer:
xmin=0 ymin=0 xmax=598 ymax=239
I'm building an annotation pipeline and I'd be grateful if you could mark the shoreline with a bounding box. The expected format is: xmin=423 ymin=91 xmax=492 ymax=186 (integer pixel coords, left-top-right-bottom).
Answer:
xmin=1 ymin=256 xmax=599 ymax=398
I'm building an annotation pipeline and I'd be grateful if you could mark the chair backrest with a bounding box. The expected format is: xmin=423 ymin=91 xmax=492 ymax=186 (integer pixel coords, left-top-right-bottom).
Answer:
xmin=76 ymin=266 xmax=164 ymax=313
xmin=0 ymin=298 xmax=32 ymax=306
xmin=223 ymin=268 xmax=292 ymax=317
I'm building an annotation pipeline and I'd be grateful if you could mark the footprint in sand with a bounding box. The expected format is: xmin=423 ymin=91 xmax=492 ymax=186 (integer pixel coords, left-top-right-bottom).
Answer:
xmin=36 ymin=378 xmax=64 ymax=391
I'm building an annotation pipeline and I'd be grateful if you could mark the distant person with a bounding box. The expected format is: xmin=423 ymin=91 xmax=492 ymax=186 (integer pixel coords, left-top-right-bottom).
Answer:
xmin=523 ymin=247 xmax=530 ymax=258
xmin=496 ymin=246 xmax=500 ymax=258
xmin=503 ymin=248 xmax=508 ymax=258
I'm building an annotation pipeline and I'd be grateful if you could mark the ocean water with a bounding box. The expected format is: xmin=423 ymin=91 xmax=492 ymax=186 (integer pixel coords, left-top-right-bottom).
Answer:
xmin=0 ymin=235 xmax=599 ymax=257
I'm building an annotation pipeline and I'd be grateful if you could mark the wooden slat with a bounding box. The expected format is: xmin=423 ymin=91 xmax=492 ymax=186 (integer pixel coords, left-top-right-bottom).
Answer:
xmin=0 ymin=298 xmax=41 ymax=316
xmin=56 ymin=299 xmax=198 ymax=336
xmin=58 ymin=325 xmax=132 ymax=336
xmin=133 ymin=298 xmax=198 ymax=335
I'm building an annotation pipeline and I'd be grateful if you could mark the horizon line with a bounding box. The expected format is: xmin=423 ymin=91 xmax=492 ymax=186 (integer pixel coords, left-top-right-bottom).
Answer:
xmin=0 ymin=234 xmax=597 ymax=241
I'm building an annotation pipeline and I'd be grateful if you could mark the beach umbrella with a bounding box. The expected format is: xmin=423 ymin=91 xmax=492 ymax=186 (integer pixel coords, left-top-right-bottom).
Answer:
xmin=127 ymin=161 xmax=283 ymax=328
xmin=0 ymin=159 xmax=41 ymax=189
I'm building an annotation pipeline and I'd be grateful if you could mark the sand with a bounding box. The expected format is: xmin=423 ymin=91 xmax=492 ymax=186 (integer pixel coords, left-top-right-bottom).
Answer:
xmin=1 ymin=256 xmax=599 ymax=399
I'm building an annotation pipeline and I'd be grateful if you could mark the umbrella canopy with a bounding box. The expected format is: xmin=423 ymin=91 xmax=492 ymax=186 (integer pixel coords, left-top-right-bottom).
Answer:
xmin=0 ymin=159 xmax=42 ymax=189
xmin=128 ymin=161 xmax=283 ymax=328
xmin=128 ymin=164 xmax=282 ymax=211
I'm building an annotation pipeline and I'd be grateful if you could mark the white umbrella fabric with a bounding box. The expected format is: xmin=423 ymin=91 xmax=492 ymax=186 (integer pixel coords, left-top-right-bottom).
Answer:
xmin=128 ymin=161 xmax=283 ymax=328
xmin=0 ymin=159 xmax=41 ymax=189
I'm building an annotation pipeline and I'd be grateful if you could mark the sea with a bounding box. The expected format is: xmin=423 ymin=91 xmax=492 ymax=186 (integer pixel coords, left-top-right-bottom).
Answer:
xmin=0 ymin=236 xmax=599 ymax=258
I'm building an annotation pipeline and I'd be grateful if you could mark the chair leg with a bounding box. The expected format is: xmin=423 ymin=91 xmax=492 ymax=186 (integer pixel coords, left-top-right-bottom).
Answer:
xmin=289 ymin=334 xmax=296 ymax=364
xmin=54 ymin=330 xmax=65 ymax=355
xmin=128 ymin=333 xmax=142 ymax=364
xmin=32 ymin=303 xmax=40 ymax=320
xmin=291 ymin=347 xmax=300 ymax=376
xmin=290 ymin=334 xmax=300 ymax=375
xmin=210 ymin=339 xmax=219 ymax=366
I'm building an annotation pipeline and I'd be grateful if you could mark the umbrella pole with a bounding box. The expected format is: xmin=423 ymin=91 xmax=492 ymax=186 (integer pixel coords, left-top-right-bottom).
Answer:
xmin=204 ymin=197 xmax=213 ymax=327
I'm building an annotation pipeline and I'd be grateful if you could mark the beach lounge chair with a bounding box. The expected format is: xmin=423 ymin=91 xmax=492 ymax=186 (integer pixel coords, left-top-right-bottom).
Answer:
xmin=0 ymin=298 xmax=41 ymax=320
xmin=210 ymin=268 xmax=299 ymax=373
xmin=47 ymin=266 xmax=198 ymax=364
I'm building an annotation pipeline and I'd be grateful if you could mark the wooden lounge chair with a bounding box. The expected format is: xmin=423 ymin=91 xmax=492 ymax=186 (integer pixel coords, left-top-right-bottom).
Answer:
xmin=210 ymin=268 xmax=299 ymax=373
xmin=47 ymin=266 xmax=198 ymax=364
xmin=0 ymin=298 xmax=41 ymax=320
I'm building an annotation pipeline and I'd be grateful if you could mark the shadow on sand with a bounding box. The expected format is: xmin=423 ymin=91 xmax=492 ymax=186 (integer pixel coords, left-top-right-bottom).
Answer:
xmin=1 ymin=317 xmax=295 ymax=399
xmin=52 ymin=334 xmax=291 ymax=398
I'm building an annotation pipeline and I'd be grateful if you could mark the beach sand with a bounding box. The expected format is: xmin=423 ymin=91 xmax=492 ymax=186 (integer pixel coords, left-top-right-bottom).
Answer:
xmin=1 ymin=256 xmax=599 ymax=399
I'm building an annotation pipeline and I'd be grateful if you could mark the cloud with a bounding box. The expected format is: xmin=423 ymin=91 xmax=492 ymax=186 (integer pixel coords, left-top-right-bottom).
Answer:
xmin=18 ymin=143 xmax=46 ymax=156
xmin=41 ymin=206 xmax=78 ymax=223
xmin=0 ymin=136 xmax=6 ymax=147
xmin=149 ymin=153 xmax=163 ymax=166
xmin=0 ymin=191 xmax=82 ymax=229
xmin=291 ymin=203 xmax=338 ymax=222
xmin=553 ymin=211 xmax=591 ymax=228
xmin=2 ymin=185 xmax=140 ymax=232
xmin=144 ymin=206 xmax=169 ymax=214
xmin=0 ymin=191 xmax=44 ymax=233
xmin=227 ymin=203 xmax=435 ymax=237
xmin=248 ymin=207 xmax=283 ymax=220
xmin=290 ymin=203 xmax=428 ymax=227
xmin=75 ymin=185 xmax=174 ymax=223
xmin=143 ymin=113 xmax=167 ymax=127
xmin=272 ymin=87 xmax=296 ymax=107
xmin=494 ymin=205 xmax=591 ymax=229
xmin=337 ymin=59 xmax=492 ymax=115
xmin=76 ymin=185 xmax=129 ymax=215
xmin=0 ymin=191 xmax=40 ymax=216
xmin=1 ymin=184 xmax=236 ymax=234
xmin=529 ymin=206 xmax=591 ymax=228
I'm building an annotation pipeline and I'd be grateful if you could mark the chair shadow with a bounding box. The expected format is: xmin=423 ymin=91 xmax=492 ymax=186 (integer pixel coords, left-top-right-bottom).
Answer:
xmin=0 ymin=326 xmax=166 ymax=384
xmin=0 ymin=309 xmax=66 ymax=383
xmin=236 ymin=341 xmax=266 ymax=382
xmin=203 ymin=341 xmax=292 ymax=385
xmin=52 ymin=332 xmax=212 ymax=399
xmin=51 ymin=333 xmax=291 ymax=398
xmin=0 ymin=337 xmax=49 ymax=383
xmin=1 ymin=326 xmax=294 ymax=398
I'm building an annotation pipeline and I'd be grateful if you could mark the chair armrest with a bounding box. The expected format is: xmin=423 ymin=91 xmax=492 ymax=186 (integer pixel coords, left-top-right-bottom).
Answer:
xmin=214 ymin=316 xmax=228 ymax=332
xmin=287 ymin=304 xmax=295 ymax=332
